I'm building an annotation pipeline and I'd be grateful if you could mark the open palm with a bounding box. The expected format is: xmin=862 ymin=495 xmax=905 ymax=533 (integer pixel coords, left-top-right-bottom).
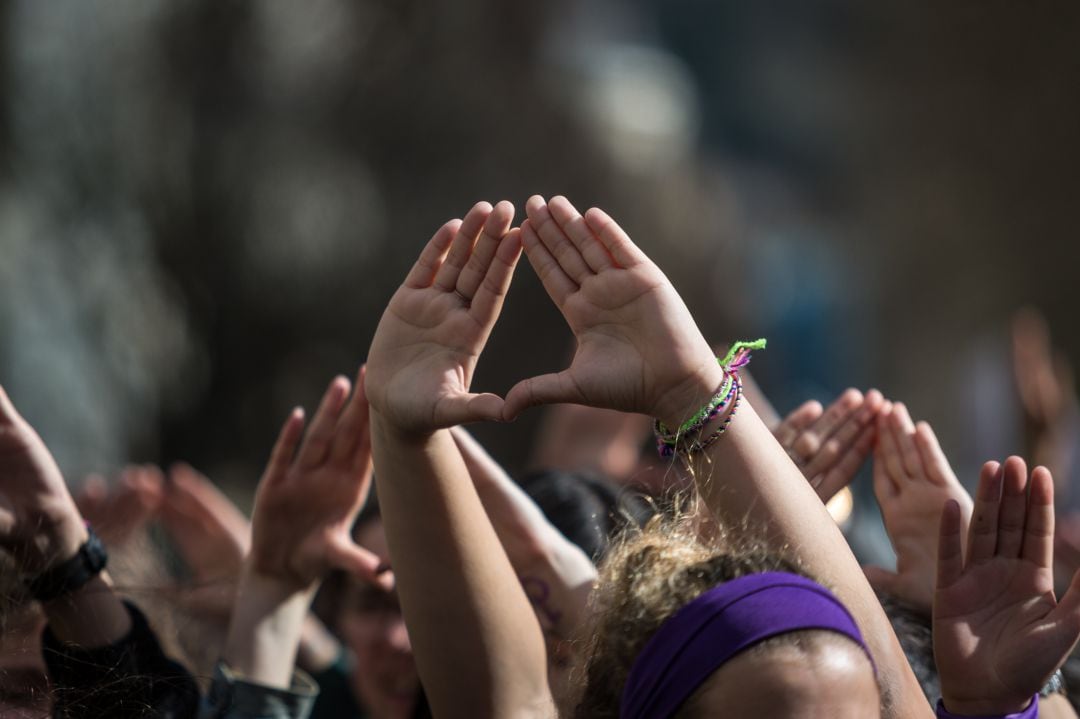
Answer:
xmin=867 ymin=404 xmax=973 ymax=613
xmin=250 ymin=370 xmax=384 ymax=591
xmin=366 ymin=201 xmax=522 ymax=433
xmin=503 ymin=196 xmax=719 ymax=427
xmin=934 ymin=457 xmax=1080 ymax=714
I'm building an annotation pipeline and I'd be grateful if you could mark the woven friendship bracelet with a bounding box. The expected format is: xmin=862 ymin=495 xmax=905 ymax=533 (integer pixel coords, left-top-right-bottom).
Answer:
xmin=655 ymin=376 xmax=738 ymax=457
xmin=652 ymin=339 xmax=766 ymax=458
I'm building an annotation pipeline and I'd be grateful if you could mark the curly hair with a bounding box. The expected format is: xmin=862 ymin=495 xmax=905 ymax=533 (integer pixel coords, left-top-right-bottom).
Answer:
xmin=570 ymin=513 xmax=816 ymax=718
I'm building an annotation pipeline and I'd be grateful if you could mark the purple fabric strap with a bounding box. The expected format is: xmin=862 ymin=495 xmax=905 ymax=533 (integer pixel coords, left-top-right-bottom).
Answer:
xmin=936 ymin=697 xmax=1039 ymax=719
xmin=619 ymin=571 xmax=873 ymax=719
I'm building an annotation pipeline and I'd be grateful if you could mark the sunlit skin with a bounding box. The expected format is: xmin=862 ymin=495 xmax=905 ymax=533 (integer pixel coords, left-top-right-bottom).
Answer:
xmin=691 ymin=637 xmax=880 ymax=718
xmin=337 ymin=519 xmax=420 ymax=719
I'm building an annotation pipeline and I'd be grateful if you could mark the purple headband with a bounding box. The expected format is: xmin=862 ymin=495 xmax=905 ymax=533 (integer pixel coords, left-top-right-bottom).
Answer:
xmin=620 ymin=571 xmax=874 ymax=719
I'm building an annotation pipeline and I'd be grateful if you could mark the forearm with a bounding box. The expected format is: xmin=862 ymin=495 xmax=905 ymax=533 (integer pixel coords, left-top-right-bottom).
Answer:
xmin=224 ymin=566 xmax=316 ymax=690
xmin=1041 ymin=695 xmax=1079 ymax=719
xmin=453 ymin=427 xmax=597 ymax=638
xmin=372 ymin=417 xmax=553 ymax=718
xmin=42 ymin=573 xmax=133 ymax=648
xmin=682 ymin=393 xmax=930 ymax=717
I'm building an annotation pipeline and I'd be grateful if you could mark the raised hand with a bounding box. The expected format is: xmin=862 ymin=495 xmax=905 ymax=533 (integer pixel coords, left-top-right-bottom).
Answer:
xmin=75 ymin=465 xmax=165 ymax=548
xmin=1012 ymin=307 xmax=1079 ymax=498
xmin=160 ymin=462 xmax=250 ymax=585
xmin=249 ymin=370 xmax=384 ymax=591
xmin=934 ymin=457 xmax=1080 ymax=714
xmin=503 ymin=196 xmax=719 ymax=427
xmin=0 ymin=385 xmax=88 ymax=575
xmin=866 ymin=403 xmax=974 ymax=614
xmin=774 ymin=389 xmax=883 ymax=502
xmin=366 ymin=201 xmax=521 ymax=433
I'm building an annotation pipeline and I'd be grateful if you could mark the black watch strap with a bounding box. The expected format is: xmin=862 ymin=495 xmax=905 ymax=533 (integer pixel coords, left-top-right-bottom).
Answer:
xmin=29 ymin=527 xmax=108 ymax=602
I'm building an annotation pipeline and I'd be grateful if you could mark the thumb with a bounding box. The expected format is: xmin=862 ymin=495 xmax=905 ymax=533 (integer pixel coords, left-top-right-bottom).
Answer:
xmin=327 ymin=539 xmax=394 ymax=591
xmin=433 ymin=391 xmax=505 ymax=427
xmin=863 ymin=565 xmax=902 ymax=595
xmin=503 ymin=371 xmax=586 ymax=421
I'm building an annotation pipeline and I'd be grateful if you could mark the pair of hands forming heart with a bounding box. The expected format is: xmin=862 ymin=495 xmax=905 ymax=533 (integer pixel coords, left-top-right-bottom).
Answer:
xmin=365 ymin=196 xmax=723 ymax=436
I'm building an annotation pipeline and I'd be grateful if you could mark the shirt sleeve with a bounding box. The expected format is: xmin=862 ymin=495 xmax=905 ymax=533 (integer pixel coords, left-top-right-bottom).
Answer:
xmin=42 ymin=600 xmax=200 ymax=719
xmin=199 ymin=662 xmax=320 ymax=719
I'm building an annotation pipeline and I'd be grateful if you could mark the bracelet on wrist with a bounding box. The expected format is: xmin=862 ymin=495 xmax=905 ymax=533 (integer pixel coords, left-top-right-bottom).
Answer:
xmin=653 ymin=339 xmax=765 ymax=458
xmin=935 ymin=695 xmax=1038 ymax=719
xmin=28 ymin=526 xmax=108 ymax=602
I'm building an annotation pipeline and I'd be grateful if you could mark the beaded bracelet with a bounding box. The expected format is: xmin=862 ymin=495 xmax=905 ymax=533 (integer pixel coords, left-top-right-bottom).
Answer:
xmin=655 ymin=376 xmax=738 ymax=456
xmin=683 ymin=378 xmax=742 ymax=454
xmin=654 ymin=370 xmax=734 ymax=446
xmin=652 ymin=339 xmax=766 ymax=458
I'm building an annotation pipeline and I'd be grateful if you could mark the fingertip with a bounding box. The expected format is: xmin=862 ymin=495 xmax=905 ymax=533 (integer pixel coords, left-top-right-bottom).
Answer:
xmin=839 ymin=388 xmax=863 ymax=408
xmin=1031 ymin=466 xmax=1055 ymax=504
xmin=526 ymin=195 xmax=546 ymax=214
xmin=864 ymin=389 xmax=885 ymax=410
xmin=469 ymin=200 xmax=494 ymax=215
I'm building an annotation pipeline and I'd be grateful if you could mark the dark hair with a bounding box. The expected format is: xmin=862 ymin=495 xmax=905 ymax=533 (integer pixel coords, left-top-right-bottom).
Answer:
xmin=877 ymin=594 xmax=939 ymax=703
xmin=517 ymin=469 xmax=653 ymax=561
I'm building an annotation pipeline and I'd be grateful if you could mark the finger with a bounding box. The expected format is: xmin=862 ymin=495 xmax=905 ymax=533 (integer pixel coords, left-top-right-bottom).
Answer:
xmin=913 ymin=421 xmax=954 ymax=486
xmin=264 ymin=407 xmax=306 ymax=484
xmin=774 ymin=400 xmax=824 ymax=447
xmin=433 ymin=202 xmax=493 ymax=293
xmin=937 ymin=499 xmax=965 ymax=589
xmin=432 ymin=391 xmax=505 ymax=427
xmin=890 ymin=403 xmax=923 ymax=479
xmin=456 ymin=200 xmax=514 ymax=301
xmin=329 ymin=539 xmax=395 ymax=591
xmin=1048 ymin=569 xmax=1080 ymax=642
xmin=522 ymin=219 xmax=577 ymax=306
xmin=75 ymin=474 xmax=109 ymax=516
xmin=803 ymin=390 xmax=880 ymax=479
xmin=996 ymin=456 xmax=1031 ymax=559
xmin=0 ymin=384 xmax=21 ymax=425
xmin=527 ymin=195 xmax=593 ymax=284
xmin=583 ymin=206 xmax=649 ymax=269
xmin=877 ymin=405 xmax=910 ymax=485
xmin=1021 ymin=466 xmax=1055 ymax=568
xmin=863 ymin=565 xmax=902 ymax=596
xmin=548 ymin=195 xmax=615 ymax=274
xmin=503 ymin=371 xmax=587 ymax=422
xmin=815 ymin=423 xmax=876 ymax=502
xmin=329 ymin=366 xmax=370 ymax=465
xmin=469 ymin=226 xmax=524 ymax=327
xmin=872 ymin=402 xmax=900 ymax=496
xmin=793 ymin=389 xmax=862 ymax=460
xmin=403 ymin=219 xmax=461 ymax=289
xmin=966 ymin=461 xmax=1004 ymax=565
xmin=296 ymin=376 xmax=351 ymax=469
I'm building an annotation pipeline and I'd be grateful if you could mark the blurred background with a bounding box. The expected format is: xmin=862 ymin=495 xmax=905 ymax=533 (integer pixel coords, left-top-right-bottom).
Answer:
xmin=1 ymin=0 xmax=1078 ymax=535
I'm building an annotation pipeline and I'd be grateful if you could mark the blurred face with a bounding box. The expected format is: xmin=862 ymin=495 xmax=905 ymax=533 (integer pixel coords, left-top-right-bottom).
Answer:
xmin=337 ymin=520 xmax=420 ymax=719
xmin=691 ymin=638 xmax=880 ymax=718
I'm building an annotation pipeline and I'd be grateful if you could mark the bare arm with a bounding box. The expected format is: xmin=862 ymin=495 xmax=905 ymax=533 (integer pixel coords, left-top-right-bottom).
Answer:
xmin=366 ymin=202 xmax=553 ymax=718
xmin=451 ymin=426 xmax=596 ymax=640
xmin=501 ymin=195 xmax=931 ymax=718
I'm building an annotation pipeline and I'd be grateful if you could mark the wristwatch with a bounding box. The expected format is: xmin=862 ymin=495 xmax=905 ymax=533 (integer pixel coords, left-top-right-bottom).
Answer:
xmin=28 ymin=527 xmax=109 ymax=602
xmin=1040 ymin=669 xmax=1066 ymax=698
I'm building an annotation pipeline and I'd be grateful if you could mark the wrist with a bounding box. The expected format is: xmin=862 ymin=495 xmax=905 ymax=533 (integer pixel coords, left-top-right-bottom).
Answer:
xmin=653 ymin=361 xmax=727 ymax=430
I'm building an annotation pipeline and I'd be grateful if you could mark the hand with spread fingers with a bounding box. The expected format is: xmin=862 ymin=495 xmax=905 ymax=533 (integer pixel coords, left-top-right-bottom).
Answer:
xmin=0 ymin=385 xmax=89 ymax=575
xmin=866 ymin=403 xmax=974 ymax=614
xmin=774 ymin=388 xmax=883 ymax=502
xmin=248 ymin=370 xmax=384 ymax=591
xmin=366 ymin=201 xmax=522 ymax=433
xmin=503 ymin=195 xmax=720 ymax=428
xmin=934 ymin=457 xmax=1080 ymax=715
xmin=75 ymin=465 xmax=165 ymax=548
